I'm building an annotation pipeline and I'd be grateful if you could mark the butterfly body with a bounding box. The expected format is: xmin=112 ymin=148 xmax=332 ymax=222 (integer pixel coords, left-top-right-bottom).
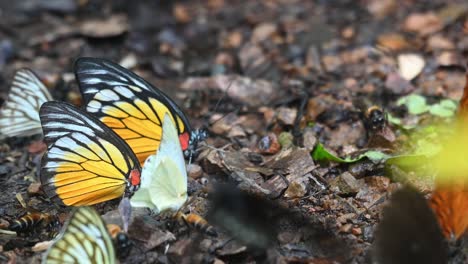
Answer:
xmin=74 ymin=57 xmax=205 ymax=164
xmin=0 ymin=69 xmax=52 ymax=138
xmin=40 ymin=101 xmax=141 ymax=206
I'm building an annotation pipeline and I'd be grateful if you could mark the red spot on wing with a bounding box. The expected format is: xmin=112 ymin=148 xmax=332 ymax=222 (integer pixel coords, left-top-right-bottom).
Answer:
xmin=130 ymin=169 xmax=141 ymax=186
xmin=179 ymin=132 xmax=190 ymax=151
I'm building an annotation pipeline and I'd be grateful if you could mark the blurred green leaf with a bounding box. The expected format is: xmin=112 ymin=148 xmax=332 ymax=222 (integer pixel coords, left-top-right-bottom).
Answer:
xmin=312 ymin=143 xmax=347 ymax=163
xmin=397 ymin=94 xmax=429 ymax=115
xmin=387 ymin=113 xmax=416 ymax=130
xmin=311 ymin=143 xmax=389 ymax=164
xmin=428 ymin=99 xmax=457 ymax=117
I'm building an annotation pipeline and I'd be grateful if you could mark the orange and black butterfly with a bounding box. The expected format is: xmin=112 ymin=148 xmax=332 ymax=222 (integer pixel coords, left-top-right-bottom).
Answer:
xmin=39 ymin=101 xmax=141 ymax=206
xmin=74 ymin=57 xmax=207 ymax=164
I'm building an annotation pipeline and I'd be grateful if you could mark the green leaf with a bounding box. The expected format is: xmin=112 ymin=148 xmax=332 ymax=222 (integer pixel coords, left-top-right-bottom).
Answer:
xmin=397 ymin=94 xmax=429 ymax=115
xmin=311 ymin=143 xmax=390 ymax=164
xmin=387 ymin=113 xmax=416 ymax=130
xmin=428 ymin=99 xmax=457 ymax=117
xmin=311 ymin=143 xmax=347 ymax=163
xmin=362 ymin=151 xmax=390 ymax=163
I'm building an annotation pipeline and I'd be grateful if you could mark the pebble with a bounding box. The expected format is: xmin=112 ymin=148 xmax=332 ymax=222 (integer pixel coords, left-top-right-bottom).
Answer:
xmin=27 ymin=182 xmax=42 ymax=195
xmin=187 ymin=164 xmax=203 ymax=179
xmin=352 ymin=227 xmax=362 ymax=236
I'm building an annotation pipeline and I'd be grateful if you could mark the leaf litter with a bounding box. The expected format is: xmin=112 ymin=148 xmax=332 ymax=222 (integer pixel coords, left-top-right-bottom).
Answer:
xmin=0 ymin=0 xmax=467 ymax=263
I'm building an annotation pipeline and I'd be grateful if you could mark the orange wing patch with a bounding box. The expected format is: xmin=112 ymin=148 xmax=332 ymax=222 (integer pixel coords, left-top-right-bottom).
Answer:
xmin=429 ymin=187 xmax=468 ymax=240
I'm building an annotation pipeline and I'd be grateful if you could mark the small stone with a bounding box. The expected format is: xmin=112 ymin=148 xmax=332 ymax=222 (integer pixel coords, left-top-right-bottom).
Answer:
xmin=436 ymin=51 xmax=460 ymax=67
xmin=213 ymin=258 xmax=225 ymax=264
xmin=187 ymin=164 xmax=203 ymax=179
xmin=322 ymin=54 xmax=342 ymax=72
xmin=0 ymin=218 xmax=9 ymax=229
xmin=377 ymin=33 xmax=410 ymax=52
xmin=329 ymin=172 xmax=360 ymax=195
xmin=352 ymin=227 xmax=362 ymax=236
xmin=227 ymin=125 xmax=246 ymax=138
xmin=284 ymin=181 xmax=307 ymax=199
xmin=403 ymin=12 xmax=443 ymax=35
xmin=427 ymin=35 xmax=455 ymax=50
xmin=340 ymin=223 xmax=353 ymax=233
xmin=302 ymin=128 xmax=317 ymax=152
xmin=278 ymin=132 xmax=294 ymax=149
xmin=337 ymin=213 xmax=356 ymax=224
xmin=276 ymin=107 xmax=297 ymax=126
xmin=257 ymin=133 xmax=281 ymax=155
xmin=341 ymin=26 xmax=355 ymax=39
xmin=251 ymin=22 xmax=277 ymax=43
xmin=397 ymin=53 xmax=425 ymax=81
xmin=27 ymin=182 xmax=42 ymax=195
xmin=367 ymin=0 xmax=396 ymax=18
xmin=224 ymin=31 xmax=243 ymax=48
xmin=365 ymin=176 xmax=390 ymax=192
xmin=173 ymin=4 xmax=191 ymax=23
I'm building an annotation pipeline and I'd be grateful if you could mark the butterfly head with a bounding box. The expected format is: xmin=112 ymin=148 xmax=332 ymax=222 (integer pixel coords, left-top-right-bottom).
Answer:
xmin=125 ymin=169 xmax=141 ymax=196
xmin=183 ymin=129 xmax=208 ymax=160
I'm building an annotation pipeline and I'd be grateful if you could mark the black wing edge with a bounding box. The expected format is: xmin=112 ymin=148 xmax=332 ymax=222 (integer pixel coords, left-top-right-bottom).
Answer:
xmin=73 ymin=57 xmax=193 ymax=132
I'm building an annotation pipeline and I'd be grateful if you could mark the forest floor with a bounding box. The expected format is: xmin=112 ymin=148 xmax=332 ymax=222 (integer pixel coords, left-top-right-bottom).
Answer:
xmin=0 ymin=0 xmax=467 ymax=263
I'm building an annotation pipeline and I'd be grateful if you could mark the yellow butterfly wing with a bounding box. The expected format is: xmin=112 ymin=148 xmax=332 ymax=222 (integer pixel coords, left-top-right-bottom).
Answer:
xmin=131 ymin=114 xmax=188 ymax=213
xmin=0 ymin=69 xmax=53 ymax=137
xmin=40 ymin=101 xmax=141 ymax=206
xmin=42 ymin=206 xmax=116 ymax=264
xmin=74 ymin=58 xmax=193 ymax=165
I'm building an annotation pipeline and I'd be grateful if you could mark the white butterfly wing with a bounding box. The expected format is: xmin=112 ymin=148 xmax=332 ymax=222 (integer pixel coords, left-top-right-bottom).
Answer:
xmin=129 ymin=154 xmax=162 ymax=209
xmin=0 ymin=69 xmax=53 ymax=138
xmin=131 ymin=114 xmax=188 ymax=213
xmin=42 ymin=207 xmax=116 ymax=264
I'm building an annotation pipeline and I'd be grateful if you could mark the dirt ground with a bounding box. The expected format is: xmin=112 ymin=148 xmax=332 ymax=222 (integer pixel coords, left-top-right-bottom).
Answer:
xmin=0 ymin=0 xmax=467 ymax=263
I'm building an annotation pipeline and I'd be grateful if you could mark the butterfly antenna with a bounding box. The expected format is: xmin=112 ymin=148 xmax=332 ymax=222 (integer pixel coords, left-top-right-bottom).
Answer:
xmin=212 ymin=76 xmax=234 ymax=114
xmin=187 ymin=76 xmax=237 ymax=160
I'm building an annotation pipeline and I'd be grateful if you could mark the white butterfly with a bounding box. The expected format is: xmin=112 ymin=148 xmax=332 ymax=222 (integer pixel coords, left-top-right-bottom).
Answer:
xmin=0 ymin=69 xmax=52 ymax=138
xmin=130 ymin=113 xmax=188 ymax=213
xmin=42 ymin=206 xmax=116 ymax=264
